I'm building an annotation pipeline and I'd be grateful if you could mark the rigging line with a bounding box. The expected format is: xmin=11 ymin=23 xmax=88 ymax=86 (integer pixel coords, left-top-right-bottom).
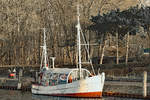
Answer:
xmin=80 ymin=29 xmax=96 ymax=75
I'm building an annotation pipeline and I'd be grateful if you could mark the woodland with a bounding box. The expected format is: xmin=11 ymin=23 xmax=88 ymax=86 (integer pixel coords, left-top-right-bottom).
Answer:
xmin=0 ymin=0 xmax=149 ymax=66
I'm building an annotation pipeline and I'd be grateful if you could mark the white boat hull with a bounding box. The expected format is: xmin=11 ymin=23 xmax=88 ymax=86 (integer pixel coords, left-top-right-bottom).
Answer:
xmin=32 ymin=73 xmax=105 ymax=98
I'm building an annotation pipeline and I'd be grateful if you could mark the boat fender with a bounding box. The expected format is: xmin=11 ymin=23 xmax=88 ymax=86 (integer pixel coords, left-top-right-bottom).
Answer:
xmin=68 ymin=75 xmax=72 ymax=83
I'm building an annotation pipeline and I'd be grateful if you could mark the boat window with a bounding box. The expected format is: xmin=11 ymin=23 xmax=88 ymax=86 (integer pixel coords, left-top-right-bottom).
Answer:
xmin=47 ymin=73 xmax=68 ymax=86
xmin=59 ymin=74 xmax=67 ymax=84
xmin=82 ymin=70 xmax=90 ymax=78
xmin=70 ymin=70 xmax=80 ymax=82
xmin=49 ymin=73 xmax=58 ymax=86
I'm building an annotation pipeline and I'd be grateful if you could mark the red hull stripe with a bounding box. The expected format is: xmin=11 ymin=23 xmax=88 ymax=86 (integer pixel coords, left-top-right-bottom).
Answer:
xmin=34 ymin=92 xmax=102 ymax=98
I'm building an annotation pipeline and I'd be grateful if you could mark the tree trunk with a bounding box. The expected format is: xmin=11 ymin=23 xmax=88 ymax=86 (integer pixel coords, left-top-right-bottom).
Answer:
xmin=68 ymin=46 xmax=73 ymax=65
xmin=126 ymin=32 xmax=129 ymax=64
xmin=100 ymin=40 xmax=106 ymax=64
xmin=116 ymin=32 xmax=119 ymax=64
xmin=146 ymin=25 xmax=150 ymax=57
xmin=99 ymin=44 xmax=102 ymax=58
xmin=63 ymin=47 xmax=67 ymax=64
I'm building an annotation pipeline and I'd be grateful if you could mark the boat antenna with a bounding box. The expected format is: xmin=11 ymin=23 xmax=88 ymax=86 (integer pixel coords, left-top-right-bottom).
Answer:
xmin=76 ymin=4 xmax=82 ymax=78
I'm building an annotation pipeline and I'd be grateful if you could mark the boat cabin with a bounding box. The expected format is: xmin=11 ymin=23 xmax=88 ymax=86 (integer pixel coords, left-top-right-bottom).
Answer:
xmin=40 ymin=68 xmax=91 ymax=86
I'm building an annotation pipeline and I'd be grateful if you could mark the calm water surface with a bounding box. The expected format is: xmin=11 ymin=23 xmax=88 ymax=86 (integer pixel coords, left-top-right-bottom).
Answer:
xmin=0 ymin=89 xmax=142 ymax=100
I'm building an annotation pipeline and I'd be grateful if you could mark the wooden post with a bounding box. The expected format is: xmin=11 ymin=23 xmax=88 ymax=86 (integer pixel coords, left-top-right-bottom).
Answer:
xmin=35 ymin=72 xmax=38 ymax=83
xmin=18 ymin=69 xmax=23 ymax=82
xmin=143 ymin=71 xmax=147 ymax=97
xmin=17 ymin=69 xmax=23 ymax=90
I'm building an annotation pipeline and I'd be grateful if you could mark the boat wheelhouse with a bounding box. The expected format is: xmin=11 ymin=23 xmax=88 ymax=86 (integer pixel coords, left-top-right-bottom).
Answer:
xmin=39 ymin=68 xmax=92 ymax=86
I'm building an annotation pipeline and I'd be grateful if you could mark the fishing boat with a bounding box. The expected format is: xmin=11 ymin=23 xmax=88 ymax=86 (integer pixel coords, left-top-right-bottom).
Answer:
xmin=31 ymin=6 xmax=105 ymax=98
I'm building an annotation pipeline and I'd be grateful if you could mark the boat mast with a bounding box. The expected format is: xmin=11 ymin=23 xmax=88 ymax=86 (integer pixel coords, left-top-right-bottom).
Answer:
xmin=40 ymin=28 xmax=48 ymax=70
xmin=76 ymin=5 xmax=82 ymax=78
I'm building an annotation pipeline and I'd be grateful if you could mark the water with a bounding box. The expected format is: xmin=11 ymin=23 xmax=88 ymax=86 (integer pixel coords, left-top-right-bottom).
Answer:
xmin=0 ymin=89 xmax=142 ymax=100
